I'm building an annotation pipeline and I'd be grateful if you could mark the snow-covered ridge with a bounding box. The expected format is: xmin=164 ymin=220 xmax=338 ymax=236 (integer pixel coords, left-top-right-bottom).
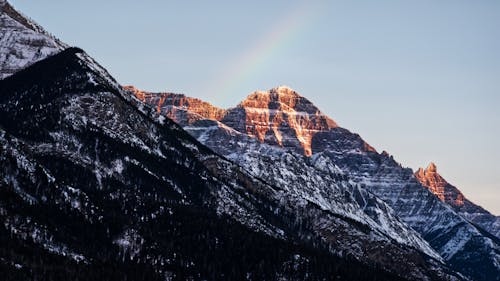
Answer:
xmin=0 ymin=0 xmax=66 ymax=79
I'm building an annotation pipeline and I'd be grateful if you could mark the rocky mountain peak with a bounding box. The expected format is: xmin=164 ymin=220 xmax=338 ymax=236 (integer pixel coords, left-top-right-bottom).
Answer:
xmin=415 ymin=163 xmax=464 ymax=205
xmin=426 ymin=162 xmax=438 ymax=173
xmin=239 ymin=86 xmax=334 ymax=120
xmin=241 ymin=85 xmax=300 ymax=104
xmin=223 ymin=86 xmax=337 ymax=156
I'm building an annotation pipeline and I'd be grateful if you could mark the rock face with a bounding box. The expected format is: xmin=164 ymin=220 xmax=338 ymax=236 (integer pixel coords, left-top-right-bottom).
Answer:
xmin=416 ymin=163 xmax=500 ymax=238
xmin=124 ymin=85 xmax=227 ymax=125
xmin=222 ymin=86 xmax=339 ymax=156
xmin=0 ymin=1 xmax=66 ymax=79
xmin=142 ymin=86 xmax=500 ymax=281
xmin=415 ymin=163 xmax=456 ymax=203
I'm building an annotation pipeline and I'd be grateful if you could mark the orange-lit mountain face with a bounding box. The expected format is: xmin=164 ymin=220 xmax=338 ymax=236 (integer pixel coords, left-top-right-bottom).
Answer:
xmin=415 ymin=163 xmax=465 ymax=206
xmin=222 ymin=86 xmax=338 ymax=156
xmin=124 ymin=85 xmax=226 ymax=125
xmin=127 ymin=85 xmax=338 ymax=156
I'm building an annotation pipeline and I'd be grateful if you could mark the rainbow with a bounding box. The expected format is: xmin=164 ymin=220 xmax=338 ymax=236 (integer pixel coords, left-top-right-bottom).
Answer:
xmin=204 ymin=2 xmax=322 ymax=104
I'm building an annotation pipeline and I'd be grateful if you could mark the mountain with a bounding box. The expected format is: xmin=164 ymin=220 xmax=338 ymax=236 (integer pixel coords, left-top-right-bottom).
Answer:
xmin=0 ymin=0 xmax=66 ymax=79
xmin=126 ymin=87 xmax=466 ymax=279
xmin=415 ymin=163 xmax=500 ymax=238
xmin=122 ymin=88 xmax=468 ymax=280
xmin=0 ymin=3 xmax=460 ymax=280
xmin=0 ymin=2 xmax=493 ymax=279
xmin=0 ymin=47 xmax=436 ymax=280
xmin=128 ymin=86 xmax=444 ymax=254
xmin=136 ymin=86 xmax=500 ymax=281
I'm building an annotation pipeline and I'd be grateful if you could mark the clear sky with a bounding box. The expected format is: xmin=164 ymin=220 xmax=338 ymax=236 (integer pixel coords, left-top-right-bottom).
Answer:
xmin=11 ymin=0 xmax=500 ymax=214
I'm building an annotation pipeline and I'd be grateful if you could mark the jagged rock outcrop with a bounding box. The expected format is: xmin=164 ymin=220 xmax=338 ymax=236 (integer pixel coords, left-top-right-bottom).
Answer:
xmin=416 ymin=163 xmax=500 ymax=238
xmin=0 ymin=0 xmax=65 ymax=79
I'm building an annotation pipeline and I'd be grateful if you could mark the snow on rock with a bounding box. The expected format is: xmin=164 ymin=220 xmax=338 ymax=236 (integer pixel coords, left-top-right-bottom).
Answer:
xmin=0 ymin=1 xmax=66 ymax=79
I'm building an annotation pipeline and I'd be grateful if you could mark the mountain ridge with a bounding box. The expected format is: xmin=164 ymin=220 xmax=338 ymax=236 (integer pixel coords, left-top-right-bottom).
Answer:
xmin=123 ymin=85 xmax=459 ymax=280
xmin=136 ymin=85 xmax=499 ymax=281
xmin=415 ymin=162 xmax=500 ymax=238
xmin=0 ymin=0 xmax=66 ymax=79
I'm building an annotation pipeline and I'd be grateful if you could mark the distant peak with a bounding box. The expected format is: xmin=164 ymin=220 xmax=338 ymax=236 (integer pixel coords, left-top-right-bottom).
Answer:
xmin=426 ymin=162 xmax=437 ymax=173
xmin=224 ymin=87 xmax=338 ymax=156
xmin=415 ymin=163 xmax=470 ymax=208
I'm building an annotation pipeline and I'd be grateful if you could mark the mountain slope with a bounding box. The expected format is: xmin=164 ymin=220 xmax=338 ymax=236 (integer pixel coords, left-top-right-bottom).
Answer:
xmin=415 ymin=163 xmax=500 ymax=238
xmin=0 ymin=0 xmax=65 ymax=79
xmin=138 ymin=86 xmax=499 ymax=281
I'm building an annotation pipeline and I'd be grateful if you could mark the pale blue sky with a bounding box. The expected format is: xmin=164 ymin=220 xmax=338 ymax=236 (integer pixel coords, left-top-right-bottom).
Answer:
xmin=11 ymin=0 xmax=500 ymax=214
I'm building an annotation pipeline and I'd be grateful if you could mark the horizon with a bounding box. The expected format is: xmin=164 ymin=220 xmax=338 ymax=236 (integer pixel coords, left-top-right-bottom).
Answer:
xmin=9 ymin=0 xmax=500 ymax=214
